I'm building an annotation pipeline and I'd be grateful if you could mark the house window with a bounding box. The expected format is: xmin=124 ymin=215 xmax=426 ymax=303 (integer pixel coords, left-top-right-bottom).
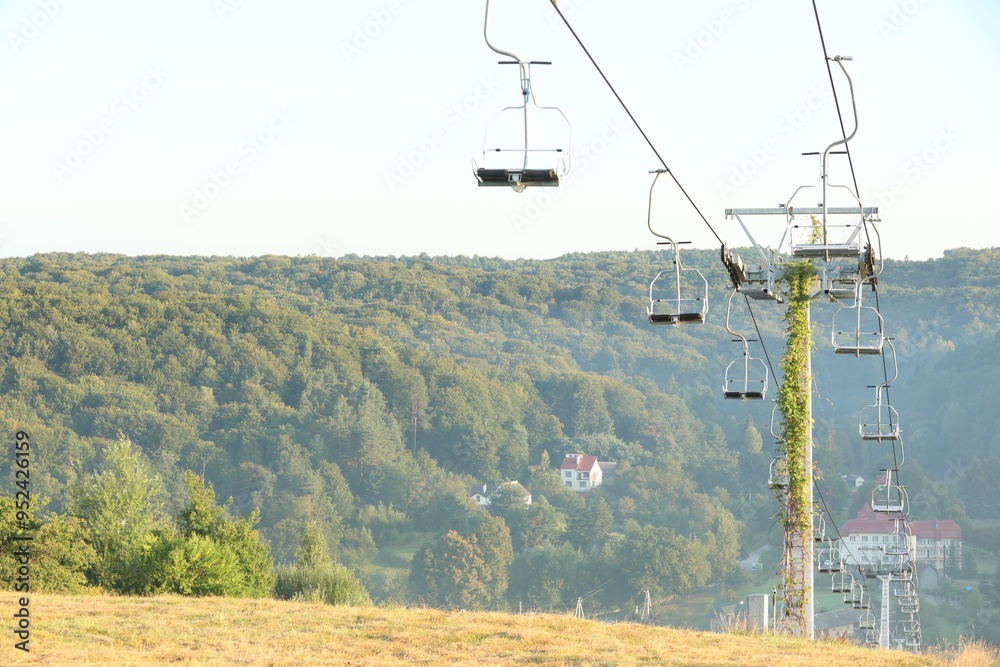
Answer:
xmin=578 ymin=481 xmax=587 ymax=488
xmin=580 ymin=472 xmax=590 ymax=479
xmin=564 ymin=481 xmax=572 ymax=488
xmin=862 ymin=536 xmax=868 ymax=542
xmin=565 ymin=471 xmax=572 ymax=478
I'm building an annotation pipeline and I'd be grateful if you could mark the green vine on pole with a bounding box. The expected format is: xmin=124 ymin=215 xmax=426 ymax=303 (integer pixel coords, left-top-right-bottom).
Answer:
xmin=776 ymin=260 xmax=816 ymax=634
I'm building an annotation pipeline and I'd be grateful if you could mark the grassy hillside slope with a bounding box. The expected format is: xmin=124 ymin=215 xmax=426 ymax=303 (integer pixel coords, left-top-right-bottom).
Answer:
xmin=0 ymin=592 xmax=950 ymax=667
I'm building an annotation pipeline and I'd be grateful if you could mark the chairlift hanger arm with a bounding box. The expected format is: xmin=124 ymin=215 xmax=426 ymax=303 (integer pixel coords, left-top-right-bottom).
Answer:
xmin=646 ymin=170 xmax=673 ymax=243
xmin=483 ymin=0 xmax=524 ymax=65
xmin=821 ymin=56 xmax=859 ymax=232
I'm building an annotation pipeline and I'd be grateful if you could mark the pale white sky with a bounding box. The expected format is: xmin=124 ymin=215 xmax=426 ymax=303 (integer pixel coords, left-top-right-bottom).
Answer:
xmin=0 ymin=0 xmax=996 ymax=260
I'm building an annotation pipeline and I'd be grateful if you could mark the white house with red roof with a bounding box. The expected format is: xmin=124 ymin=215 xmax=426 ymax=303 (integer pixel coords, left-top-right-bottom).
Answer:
xmin=836 ymin=505 xmax=962 ymax=573
xmin=559 ymin=453 xmax=603 ymax=493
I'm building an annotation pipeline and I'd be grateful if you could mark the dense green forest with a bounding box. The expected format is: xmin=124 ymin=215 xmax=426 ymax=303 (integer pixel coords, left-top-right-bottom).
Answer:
xmin=1 ymin=249 xmax=999 ymax=636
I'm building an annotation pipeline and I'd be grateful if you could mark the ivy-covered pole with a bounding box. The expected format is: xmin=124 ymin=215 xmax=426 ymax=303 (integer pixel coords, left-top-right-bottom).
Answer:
xmin=777 ymin=261 xmax=817 ymax=638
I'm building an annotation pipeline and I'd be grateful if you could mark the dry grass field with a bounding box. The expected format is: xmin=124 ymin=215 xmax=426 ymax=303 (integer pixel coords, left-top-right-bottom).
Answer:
xmin=0 ymin=592 xmax=994 ymax=666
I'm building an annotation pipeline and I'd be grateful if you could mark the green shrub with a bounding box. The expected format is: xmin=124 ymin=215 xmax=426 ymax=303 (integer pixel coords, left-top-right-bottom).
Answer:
xmin=143 ymin=534 xmax=245 ymax=597
xmin=274 ymin=562 xmax=371 ymax=606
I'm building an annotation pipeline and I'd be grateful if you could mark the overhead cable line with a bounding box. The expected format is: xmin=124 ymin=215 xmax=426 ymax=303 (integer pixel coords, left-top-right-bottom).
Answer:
xmin=810 ymin=0 xmax=860 ymax=197
xmin=547 ymin=0 xmax=724 ymax=246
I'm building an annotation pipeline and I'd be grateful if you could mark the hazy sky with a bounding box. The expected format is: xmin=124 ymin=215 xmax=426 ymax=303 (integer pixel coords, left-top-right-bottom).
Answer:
xmin=1 ymin=0 xmax=996 ymax=260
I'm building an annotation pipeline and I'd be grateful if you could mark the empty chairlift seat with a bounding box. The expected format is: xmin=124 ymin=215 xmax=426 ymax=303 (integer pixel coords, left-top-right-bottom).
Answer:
xmin=871 ymin=468 xmax=907 ymax=514
xmin=475 ymin=1 xmax=572 ymax=193
xmin=647 ymin=244 xmax=709 ymax=325
xmin=859 ymin=385 xmax=900 ymax=441
xmin=723 ymin=349 xmax=768 ymax=399
xmin=832 ymin=297 xmax=885 ymax=356
xmin=475 ymin=165 xmax=562 ymax=189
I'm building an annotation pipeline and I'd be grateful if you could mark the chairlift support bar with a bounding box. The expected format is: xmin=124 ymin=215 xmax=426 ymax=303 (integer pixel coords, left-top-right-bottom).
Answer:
xmin=725 ymin=207 xmax=879 ymax=217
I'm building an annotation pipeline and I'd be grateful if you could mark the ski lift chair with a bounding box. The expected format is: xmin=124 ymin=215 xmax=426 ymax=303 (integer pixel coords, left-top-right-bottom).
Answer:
xmin=647 ymin=241 xmax=709 ymax=324
xmin=474 ymin=101 xmax=571 ymax=191
xmin=723 ymin=345 xmax=768 ymax=399
xmin=818 ymin=541 xmax=841 ymax=573
xmin=884 ymin=522 xmax=912 ymax=558
xmin=475 ymin=0 xmax=572 ymax=192
xmin=871 ymin=468 xmax=907 ymax=514
xmin=813 ymin=515 xmax=828 ymax=543
xmin=768 ymin=456 xmax=789 ymax=489
xmin=831 ymin=287 xmax=884 ymax=355
xmin=722 ymin=291 xmax=768 ymax=399
xmin=853 ymin=589 xmax=871 ymax=610
xmin=645 ymin=169 xmax=709 ymax=324
xmin=894 ymin=581 xmax=916 ymax=600
xmin=844 ymin=580 xmax=862 ymax=606
xmin=859 ymin=610 xmax=877 ymax=630
xmin=831 ymin=570 xmax=854 ymax=594
xmin=859 ymin=385 xmax=901 ymax=441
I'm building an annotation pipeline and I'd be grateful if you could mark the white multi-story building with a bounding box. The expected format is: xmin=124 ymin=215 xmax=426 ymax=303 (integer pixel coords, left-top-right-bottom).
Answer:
xmin=837 ymin=507 xmax=962 ymax=574
xmin=559 ymin=453 xmax=603 ymax=493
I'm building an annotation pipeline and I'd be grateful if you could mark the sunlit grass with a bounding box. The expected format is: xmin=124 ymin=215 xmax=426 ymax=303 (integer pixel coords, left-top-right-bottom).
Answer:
xmin=0 ymin=592 xmax=961 ymax=666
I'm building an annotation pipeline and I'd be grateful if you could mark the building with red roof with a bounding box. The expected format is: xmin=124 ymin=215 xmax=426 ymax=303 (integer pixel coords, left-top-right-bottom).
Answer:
xmin=559 ymin=453 xmax=604 ymax=493
xmin=836 ymin=505 xmax=962 ymax=573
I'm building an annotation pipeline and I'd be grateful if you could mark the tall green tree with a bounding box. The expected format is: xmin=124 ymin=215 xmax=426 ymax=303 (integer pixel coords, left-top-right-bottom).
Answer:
xmin=409 ymin=514 xmax=513 ymax=609
xmin=67 ymin=436 xmax=166 ymax=591
xmin=619 ymin=520 xmax=710 ymax=600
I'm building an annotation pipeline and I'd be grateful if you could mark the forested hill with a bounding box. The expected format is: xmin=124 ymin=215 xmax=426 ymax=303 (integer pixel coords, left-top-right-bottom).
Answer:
xmin=1 ymin=248 xmax=998 ymax=604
